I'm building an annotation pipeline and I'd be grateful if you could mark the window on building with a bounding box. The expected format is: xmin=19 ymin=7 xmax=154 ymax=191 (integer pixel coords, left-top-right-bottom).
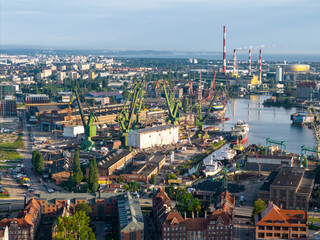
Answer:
xmin=275 ymin=227 xmax=280 ymax=231
xmin=258 ymin=226 xmax=265 ymax=230
xmin=283 ymin=227 xmax=288 ymax=231
xmin=258 ymin=233 xmax=264 ymax=238
xmin=300 ymin=227 xmax=306 ymax=231
xmin=266 ymin=226 xmax=272 ymax=230
xmin=292 ymin=234 xmax=298 ymax=238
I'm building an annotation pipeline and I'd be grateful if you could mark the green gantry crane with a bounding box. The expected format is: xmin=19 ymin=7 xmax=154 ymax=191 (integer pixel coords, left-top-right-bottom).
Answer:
xmin=266 ymin=138 xmax=286 ymax=155
xmin=193 ymin=84 xmax=230 ymax=138
xmin=162 ymin=80 xmax=181 ymax=125
xmin=72 ymin=83 xmax=98 ymax=151
xmin=116 ymin=79 xmax=145 ymax=147
xmin=300 ymin=145 xmax=320 ymax=169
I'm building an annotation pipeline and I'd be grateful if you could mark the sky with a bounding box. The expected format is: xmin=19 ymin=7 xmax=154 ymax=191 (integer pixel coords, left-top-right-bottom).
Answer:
xmin=1 ymin=0 xmax=320 ymax=54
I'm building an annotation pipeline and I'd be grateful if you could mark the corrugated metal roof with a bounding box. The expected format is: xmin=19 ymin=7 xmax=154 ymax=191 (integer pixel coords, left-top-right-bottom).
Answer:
xmin=130 ymin=124 xmax=178 ymax=134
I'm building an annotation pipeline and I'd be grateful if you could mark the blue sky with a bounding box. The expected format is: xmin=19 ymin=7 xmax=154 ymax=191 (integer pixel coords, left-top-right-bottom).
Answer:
xmin=1 ymin=0 xmax=320 ymax=54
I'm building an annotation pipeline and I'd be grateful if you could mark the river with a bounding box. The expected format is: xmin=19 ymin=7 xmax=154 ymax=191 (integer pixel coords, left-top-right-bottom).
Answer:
xmin=219 ymin=95 xmax=314 ymax=154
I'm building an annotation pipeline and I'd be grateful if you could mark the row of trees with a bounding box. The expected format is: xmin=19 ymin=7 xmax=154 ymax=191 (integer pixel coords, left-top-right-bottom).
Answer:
xmin=31 ymin=150 xmax=44 ymax=173
xmin=66 ymin=151 xmax=99 ymax=192
xmin=55 ymin=203 xmax=95 ymax=240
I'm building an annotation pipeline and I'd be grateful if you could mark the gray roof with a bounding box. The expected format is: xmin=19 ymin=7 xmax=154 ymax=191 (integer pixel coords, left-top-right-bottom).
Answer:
xmin=98 ymin=149 xmax=132 ymax=169
xmin=26 ymin=192 xmax=122 ymax=205
xmin=118 ymin=192 xmax=144 ymax=232
xmin=130 ymin=124 xmax=178 ymax=134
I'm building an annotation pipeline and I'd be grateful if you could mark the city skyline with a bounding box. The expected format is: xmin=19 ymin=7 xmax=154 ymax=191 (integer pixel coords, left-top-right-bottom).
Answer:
xmin=1 ymin=0 xmax=320 ymax=54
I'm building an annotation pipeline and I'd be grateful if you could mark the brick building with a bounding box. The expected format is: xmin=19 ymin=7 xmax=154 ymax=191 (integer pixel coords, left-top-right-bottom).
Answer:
xmin=25 ymin=192 xmax=121 ymax=221
xmin=154 ymin=190 xmax=234 ymax=240
xmin=50 ymin=158 xmax=72 ymax=184
xmin=153 ymin=188 xmax=172 ymax=230
xmin=0 ymin=198 xmax=41 ymax=240
xmin=258 ymin=167 xmax=315 ymax=210
xmin=255 ymin=202 xmax=307 ymax=239
xmin=94 ymin=149 xmax=133 ymax=177
xmin=162 ymin=210 xmax=233 ymax=240
xmin=0 ymin=100 xmax=17 ymax=116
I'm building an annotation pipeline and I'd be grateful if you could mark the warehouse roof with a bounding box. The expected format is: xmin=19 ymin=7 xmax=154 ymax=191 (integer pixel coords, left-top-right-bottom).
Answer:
xmin=98 ymin=149 xmax=132 ymax=169
xmin=131 ymin=124 xmax=178 ymax=134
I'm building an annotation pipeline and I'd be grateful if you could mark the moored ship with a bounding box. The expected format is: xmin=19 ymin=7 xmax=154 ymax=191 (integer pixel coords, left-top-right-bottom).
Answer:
xmin=230 ymin=120 xmax=249 ymax=144
xmin=290 ymin=112 xmax=314 ymax=125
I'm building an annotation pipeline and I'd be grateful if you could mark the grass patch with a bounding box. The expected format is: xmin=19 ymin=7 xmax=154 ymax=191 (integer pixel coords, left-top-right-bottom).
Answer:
xmin=0 ymin=135 xmax=24 ymax=160
xmin=0 ymin=188 xmax=9 ymax=199
xmin=309 ymin=217 xmax=320 ymax=223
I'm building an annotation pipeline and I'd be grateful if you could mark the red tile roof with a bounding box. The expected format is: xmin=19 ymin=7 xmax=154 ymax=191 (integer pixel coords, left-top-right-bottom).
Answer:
xmin=163 ymin=212 xmax=185 ymax=226
xmin=255 ymin=203 xmax=307 ymax=227
xmin=0 ymin=197 xmax=40 ymax=229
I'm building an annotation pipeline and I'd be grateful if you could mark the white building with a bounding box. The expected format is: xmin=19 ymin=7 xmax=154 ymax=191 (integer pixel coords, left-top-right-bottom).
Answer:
xmin=79 ymin=64 xmax=90 ymax=70
xmin=127 ymin=124 xmax=179 ymax=149
xmin=57 ymin=72 xmax=66 ymax=81
xmin=63 ymin=126 xmax=84 ymax=138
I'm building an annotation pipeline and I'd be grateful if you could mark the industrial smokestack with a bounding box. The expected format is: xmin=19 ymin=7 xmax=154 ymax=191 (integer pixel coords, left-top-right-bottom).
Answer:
xmin=233 ymin=49 xmax=236 ymax=73
xmin=249 ymin=49 xmax=252 ymax=75
xmin=259 ymin=49 xmax=262 ymax=83
xmin=223 ymin=26 xmax=226 ymax=73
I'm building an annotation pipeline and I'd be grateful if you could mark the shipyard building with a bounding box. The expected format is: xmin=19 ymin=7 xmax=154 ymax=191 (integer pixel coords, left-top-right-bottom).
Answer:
xmin=127 ymin=124 xmax=179 ymax=149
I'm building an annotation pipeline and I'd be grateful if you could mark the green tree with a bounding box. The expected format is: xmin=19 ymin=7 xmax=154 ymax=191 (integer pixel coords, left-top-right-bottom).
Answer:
xmin=35 ymin=152 xmax=44 ymax=173
xmin=91 ymin=158 xmax=99 ymax=192
xmin=150 ymin=174 xmax=157 ymax=185
xmin=122 ymin=90 xmax=130 ymax=99
xmin=118 ymin=176 xmax=124 ymax=183
xmin=31 ymin=150 xmax=38 ymax=167
xmin=73 ymin=151 xmax=83 ymax=184
xmin=54 ymin=211 xmax=95 ymax=240
xmin=88 ymin=158 xmax=99 ymax=192
xmin=67 ymin=175 xmax=74 ymax=191
xmin=166 ymin=173 xmax=177 ymax=182
xmin=252 ymin=198 xmax=266 ymax=221
xmin=75 ymin=202 xmax=92 ymax=217
xmin=182 ymin=95 xmax=189 ymax=113
xmin=109 ymin=96 xmax=116 ymax=104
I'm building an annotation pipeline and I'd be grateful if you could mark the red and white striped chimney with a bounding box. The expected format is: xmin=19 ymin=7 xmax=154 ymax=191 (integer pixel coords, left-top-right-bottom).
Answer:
xmin=248 ymin=49 xmax=252 ymax=75
xmin=233 ymin=49 xmax=236 ymax=73
xmin=259 ymin=49 xmax=262 ymax=82
xmin=223 ymin=26 xmax=226 ymax=73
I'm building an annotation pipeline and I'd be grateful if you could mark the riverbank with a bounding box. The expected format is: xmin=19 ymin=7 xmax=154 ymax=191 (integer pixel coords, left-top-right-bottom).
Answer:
xmin=180 ymin=139 xmax=226 ymax=175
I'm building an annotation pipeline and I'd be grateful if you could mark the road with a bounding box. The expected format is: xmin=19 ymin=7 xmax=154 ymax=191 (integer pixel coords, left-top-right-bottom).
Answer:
xmin=233 ymin=217 xmax=255 ymax=240
xmin=93 ymin=221 xmax=105 ymax=240
xmin=19 ymin=110 xmax=46 ymax=194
